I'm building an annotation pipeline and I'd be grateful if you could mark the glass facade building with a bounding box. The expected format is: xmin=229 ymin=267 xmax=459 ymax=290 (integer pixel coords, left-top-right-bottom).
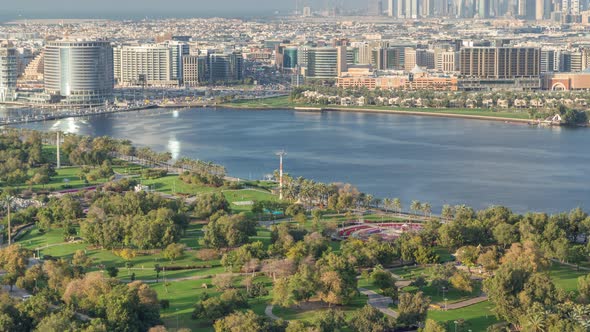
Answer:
xmin=44 ymin=40 xmax=114 ymax=106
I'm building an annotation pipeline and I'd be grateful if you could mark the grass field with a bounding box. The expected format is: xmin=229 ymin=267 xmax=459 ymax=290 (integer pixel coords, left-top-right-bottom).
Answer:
xmin=549 ymin=262 xmax=588 ymax=293
xmin=428 ymin=300 xmax=499 ymax=331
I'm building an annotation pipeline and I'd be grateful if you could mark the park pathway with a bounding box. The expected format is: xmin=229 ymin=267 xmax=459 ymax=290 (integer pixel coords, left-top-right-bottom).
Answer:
xmin=435 ymin=294 xmax=488 ymax=310
xmin=265 ymin=305 xmax=280 ymax=320
xmin=358 ymin=288 xmax=398 ymax=318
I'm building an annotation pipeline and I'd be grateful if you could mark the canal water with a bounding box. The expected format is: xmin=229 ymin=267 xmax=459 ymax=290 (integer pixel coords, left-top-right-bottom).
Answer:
xmin=9 ymin=107 xmax=590 ymax=214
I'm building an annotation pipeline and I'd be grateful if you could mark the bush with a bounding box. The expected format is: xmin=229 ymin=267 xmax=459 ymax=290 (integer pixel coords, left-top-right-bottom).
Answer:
xmin=143 ymin=169 xmax=168 ymax=179
xmin=160 ymin=299 xmax=170 ymax=310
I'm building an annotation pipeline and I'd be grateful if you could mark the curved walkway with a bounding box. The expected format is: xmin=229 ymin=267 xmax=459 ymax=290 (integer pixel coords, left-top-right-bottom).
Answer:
xmin=358 ymin=288 xmax=398 ymax=318
xmin=265 ymin=305 xmax=280 ymax=320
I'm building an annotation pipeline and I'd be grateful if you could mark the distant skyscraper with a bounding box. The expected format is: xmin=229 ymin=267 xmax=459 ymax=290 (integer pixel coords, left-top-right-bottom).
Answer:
xmin=405 ymin=0 xmax=419 ymax=18
xmin=44 ymin=40 xmax=114 ymax=106
xmin=388 ymin=0 xmax=394 ymax=16
xmin=562 ymin=0 xmax=581 ymax=14
xmin=479 ymin=0 xmax=491 ymax=17
xmin=0 ymin=43 xmax=17 ymax=102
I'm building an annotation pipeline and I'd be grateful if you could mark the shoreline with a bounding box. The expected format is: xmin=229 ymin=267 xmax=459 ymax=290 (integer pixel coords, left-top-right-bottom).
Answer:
xmin=222 ymin=103 xmax=546 ymax=125
xmin=2 ymin=101 xmax=571 ymax=127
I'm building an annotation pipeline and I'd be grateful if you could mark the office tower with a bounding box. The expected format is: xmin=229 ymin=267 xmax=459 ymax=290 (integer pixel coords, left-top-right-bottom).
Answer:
xmin=303 ymin=6 xmax=312 ymax=17
xmin=460 ymin=47 xmax=540 ymax=78
xmin=562 ymin=0 xmax=581 ymax=14
xmin=388 ymin=0 xmax=394 ymax=16
xmin=182 ymin=55 xmax=207 ymax=86
xmin=405 ymin=0 xmax=419 ymax=18
xmin=404 ymin=48 xmax=417 ymax=71
xmin=540 ymin=49 xmax=556 ymax=72
xmin=369 ymin=0 xmax=383 ymax=15
xmin=434 ymin=0 xmax=449 ymax=16
xmin=305 ymin=48 xmax=339 ymax=79
xmin=44 ymin=40 xmax=114 ymax=106
xmin=536 ymin=0 xmax=546 ymax=19
xmin=337 ymin=46 xmax=348 ymax=76
xmin=283 ymin=47 xmax=298 ymax=70
xmin=385 ymin=47 xmax=404 ymax=69
xmin=207 ymin=52 xmax=244 ymax=82
xmin=397 ymin=0 xmax=405 ymax=17
xmin=479 ymin=0 xmax=491 ymax=17
xmin=113 ymin=43 xmax=188 ymax=86
xmin=0 ymin=43 xmax=17 ymax=102
xmin=420 ymin=0 xmax=432 ymax=16
xmin=435 ymin=49 xmax=459 ymax=72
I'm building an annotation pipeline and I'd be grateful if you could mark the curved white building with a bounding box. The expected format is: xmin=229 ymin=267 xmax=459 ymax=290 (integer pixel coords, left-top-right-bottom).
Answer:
xmin=44 ymin=40 xmax=114 ymax=106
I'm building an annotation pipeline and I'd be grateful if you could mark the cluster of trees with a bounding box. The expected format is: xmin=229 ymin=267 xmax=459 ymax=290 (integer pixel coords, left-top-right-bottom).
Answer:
xmin=81 ymin=191 xmax=189 ymax=249
xmin=177 ymin=158 xmax=226 ymax=187
xmin=201 ymin=213 xmax=257 ymax=249
xmin=0 ymin=244 xmax=162 ymax=331
xmin=560 ymin=106 xmax=589 ymax=126
xmin=0 ymin=130 xmax=46 ymax=186
xmin=483 ymin=241 xmax=590 ymax=330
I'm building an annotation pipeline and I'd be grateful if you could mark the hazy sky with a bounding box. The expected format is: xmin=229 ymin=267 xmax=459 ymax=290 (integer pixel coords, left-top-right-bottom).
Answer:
xmin=4 ymin=0 xmax=362 ymax=17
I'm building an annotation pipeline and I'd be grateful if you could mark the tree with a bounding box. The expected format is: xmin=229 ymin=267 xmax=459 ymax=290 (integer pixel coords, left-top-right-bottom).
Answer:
xmin=213 ymin=310 xmax=267 ymax=332
xmin=501 ymin=241 xmax=549 ymax=273
xmin=477 ymin=248 xmax=499 ymax=272
xmin=0 ymin=245 xmax=30 ymax=291
xmin=397 ymin=291 xmax=431 ymax=327
xmin=72 ymin=250 xmax=93 ymax=269
xmin=34 ymin=310 xmax=79 ymax=332
xmin=163 ymin=243 xmax=186 ymax=262
xmin=410 ymin=200 xmax=422 ymax=216
xmin=455 ymin=245 xmax=480 ymax=273
xmin=349 ymin=305 xmax=394 ymax=332
xmin=311 ymin=309 xmax=346 ymax=332
xmin=422 ymin=203 xmax=432 ymax=218
xmin=106 ymin=266 xmax=119 ymax=278
xmin=449 ymin=271 xmax=473 ymax=293
xmin=423 ymin=319 xmax=446 ymax=332
xmin=493 ymin=223 xmax=519 ymax=248
xmin=393 ymin=198 xmax=402 ymax=215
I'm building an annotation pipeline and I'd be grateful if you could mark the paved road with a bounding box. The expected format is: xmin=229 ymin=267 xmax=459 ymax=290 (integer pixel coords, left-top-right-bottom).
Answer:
xmin=358 ymin=288 xmax=398 ymax=318
xmin=265 ymin=305 xmax=280 ymax=320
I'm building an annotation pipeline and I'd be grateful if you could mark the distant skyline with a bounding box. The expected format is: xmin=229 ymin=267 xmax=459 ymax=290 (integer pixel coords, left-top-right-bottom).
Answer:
xmin=2 ymin=0 xmax=363 ymax=21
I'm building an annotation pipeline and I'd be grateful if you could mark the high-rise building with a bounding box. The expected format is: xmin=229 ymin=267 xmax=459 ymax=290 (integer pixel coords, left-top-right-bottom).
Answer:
xmin=305 ymin=47 xmax=339 ymax=79
xmin=207 ymin=52 xmax=244 ymax=82
xmin=44 ymin=40 xmax=114 ymax=106
xmin=113 ymin=42 xmax=188 ymax=86
xmin=182 ymin=55 xmax=207 ymax=86
xmin=562 ymin=0 xmax=581 ymax=14
xmin=478 ymin=0 xmax=491 ymax=18
xmin=435 ymin=49 xmax=459 ymax=72
xmin=460 ymin=47 xmax=541 ymax=78
xmin=540 ymin=49 xmax=557 ymax=72
xmin=0 ymin=43 xmax=17 ymax=102
xmin=404 ymin=0 xmax=419 ymax=18
xmin=536 ymin=0 xmax=551 ymax=19
xmin=283 ymin=47 xmax=298 ymax=70
xmin=388 ymin=0 xmax=395 ymax=16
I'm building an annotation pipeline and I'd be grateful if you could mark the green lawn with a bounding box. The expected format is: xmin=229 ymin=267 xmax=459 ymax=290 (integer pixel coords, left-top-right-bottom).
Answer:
xmin=548 ymin=262 xmax=588 ymax=293
xmin=428 ymin=300 xmax=499 ymax=331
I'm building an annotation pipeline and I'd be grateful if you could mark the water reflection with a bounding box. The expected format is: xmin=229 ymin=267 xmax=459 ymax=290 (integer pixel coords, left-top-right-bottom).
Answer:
xmin=12 ymin=107 xmax=590 ymax=213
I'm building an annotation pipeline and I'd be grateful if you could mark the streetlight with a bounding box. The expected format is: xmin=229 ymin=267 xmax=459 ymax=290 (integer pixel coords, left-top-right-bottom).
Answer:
xmin=453 ymin=320 xmax=458 ymax=332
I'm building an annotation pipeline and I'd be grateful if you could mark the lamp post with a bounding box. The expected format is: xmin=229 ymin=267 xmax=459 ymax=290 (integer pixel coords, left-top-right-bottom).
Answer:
xmin=454 ymin=320 xmax=458 ymax=332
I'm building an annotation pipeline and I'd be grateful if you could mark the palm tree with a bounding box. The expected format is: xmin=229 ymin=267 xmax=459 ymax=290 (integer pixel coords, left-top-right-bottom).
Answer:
xmin=410 ymin=200 xmax=421 ymax=217
xmin=524 ymin=312 xmax=546 ymax=332
xmin=422 ymin=203 xmax=432 ymax=218
xmin=383 ymin=198 xmax=391 ymax=212
xmin=441 ymin=204 xmax=454 ymax=221
xmin=393 ymin=198 xmax=402 ymax=215
xmin=365 ymin=194 xmax=374 ymax=209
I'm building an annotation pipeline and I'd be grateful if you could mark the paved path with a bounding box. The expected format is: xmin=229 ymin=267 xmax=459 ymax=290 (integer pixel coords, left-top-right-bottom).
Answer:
xmin=435 ymin=294 xmax=488 ymax=310
xmin=265 ymin=305 xmax=280 ymax=320
xmin=358 ymin=288 xmax=398 ymax=318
